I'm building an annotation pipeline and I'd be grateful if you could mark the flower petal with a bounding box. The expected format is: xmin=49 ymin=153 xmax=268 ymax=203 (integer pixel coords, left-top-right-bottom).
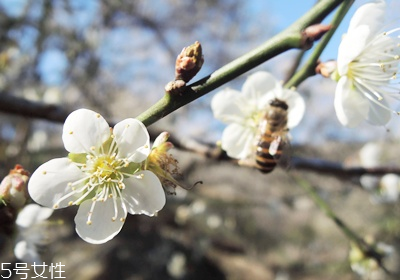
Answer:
xmin=28 ymin=158 xmax=85 ymax=209
xmin=281 ymin=89 xmax=306 ymax=129
xmin=153 ymin=132 xmax=169 ymax=149
xmin=211 ymin=88 xmax=247 ymax=124
xmin=366 ymin=98 xmax=391 ymax=126
xmin=242 ymin=71 xmax=279 ymax=101
xmin=113 ymin=118 xmax=150 ymax=163
xmin=347 ymin=1 xmax=385 ymax=36
xmin=16 ymin=204 xmax=53 ymax=228
xmin=337 ymin=26 xmax=370 ymax=75
xmin=334 ymin=77 xmax=369 ymax=127
xmin=14 ymin=239 xmax=41 ymax=263
xmin=337 ymin=1 xmax=386 ymax=75
xmin=62 ymin=109 xmax=111 ymax=153
xmin=221 ymin=123 xmax=255 ymax=159
xmin=74 ymin=198 xmax=127 ymax=244
xmin=123 ymin=170 xmax=165 ymax=216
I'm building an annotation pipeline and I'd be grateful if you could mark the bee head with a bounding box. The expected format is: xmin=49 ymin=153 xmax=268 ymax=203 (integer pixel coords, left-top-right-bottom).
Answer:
xmin=269 ymin=98 xmax=288 ymax=110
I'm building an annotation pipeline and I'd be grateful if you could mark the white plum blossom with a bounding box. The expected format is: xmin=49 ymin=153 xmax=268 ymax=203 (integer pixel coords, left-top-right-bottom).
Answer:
xmin=14 ymin=204 xmax=53 ymax=263
xmin=334 ymin=0 xmax=400 ymax=127
xmin=357 ymin=142 xmax=400 ymax=204
xmin=28 ymin=109 xmax=166 ymax=244
xmin=211 ymin=71 xmax=305 ymax=160
xmin=349 ymin=238 xmax=395 ymax=278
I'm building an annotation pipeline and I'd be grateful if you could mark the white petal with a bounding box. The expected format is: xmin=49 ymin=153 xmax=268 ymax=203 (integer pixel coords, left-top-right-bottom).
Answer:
xmin=153 ymin=132 xmax=169 ymax=148
xmin=221 ymin=123 xmax=255 ymax=159
xmin=113 ymin=118 xmax=150 ymax=163
xmin=28 ymin=158 xmax=86 ymax=209
xmin=337 ymin=26 xmax=370 ymax=75
xmin=334 ymin=77 xmax=369 ymax=127
xmin=366 ymin=99 xmax=391 ymax=126
xmin=74 ymin=198 xmax=127 ymax=244
xmin=123 ymin=170 xmax=165 ymax=216
xmin=16 ymin=204 xmax=53 ymax=228
xmin=62 ymin=109 xmax=111 ymax=153
xmin=242 ymin=71 xmax=279 ymax=101
xmin=281 ymin=89 xmax=306 ymax=129
xmin=211 ymin=88 xmax=247 ymax=124
xmin=14 ymin=239 xmax=41 ymax=263
xmin=347 ymin=1 xmax=385 ymax=36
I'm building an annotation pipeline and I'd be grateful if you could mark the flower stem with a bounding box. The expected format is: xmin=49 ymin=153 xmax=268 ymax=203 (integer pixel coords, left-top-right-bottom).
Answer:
xmin=136 ymin=0 xmax=347 ymax=127
xmin=291 ymin=173 xmax=390 ymax=272
xmin=284 ymin=0 xmax=355 ymax=89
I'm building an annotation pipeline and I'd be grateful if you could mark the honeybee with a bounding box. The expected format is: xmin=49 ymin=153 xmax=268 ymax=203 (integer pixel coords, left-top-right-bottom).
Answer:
xmin=254 ymin=98 xmax=289 ymax=173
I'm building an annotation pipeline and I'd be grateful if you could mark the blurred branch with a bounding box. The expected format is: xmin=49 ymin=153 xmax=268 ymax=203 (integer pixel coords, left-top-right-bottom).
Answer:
xmin=290 ymin=156 xmax=400 ymax=177
xmin=158 ymin=133 xmax=400 ymax=178
xmin=136 ymin=0 xmax=348 ymax=126
xmin=292 ymin=174 xmax=393 ymax=275
xmin=1 ymin=94 xmax=398 ymax=179
xmin=284 ymin=0 xmax=354 ymax=89
xmin=0 ymin=94 xmax=70 ymax=123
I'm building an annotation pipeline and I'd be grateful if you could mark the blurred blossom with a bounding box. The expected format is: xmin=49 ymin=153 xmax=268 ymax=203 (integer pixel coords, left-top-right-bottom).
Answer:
xmin=28 ymin=109 xmax=165 ymax=244
xmin=359 ymin=142 xmax=384 ymax=168
xmin=333 ymin=0 xmax=400 ymax=127
xmin=370 ymin=173 xmax=399 ymax=204
xmin=42 ymin=87 xmax=62 ymax=104
xmin=357 ymin=142 xmax=400 ymax=203
xmin=211 ymin=71 xmax=305 ymax=160
xmin=167 ymin=252 xmax=187 ymax=279
xmin=349 ymin=237 xmax=394 ymax=279
xmin=0 ymin=164 xmax=29 ymax=209
xmin=14 ymin=204 xmax=53 ymax=263
xmin=27 ymin=130 xmax=48 ymax=152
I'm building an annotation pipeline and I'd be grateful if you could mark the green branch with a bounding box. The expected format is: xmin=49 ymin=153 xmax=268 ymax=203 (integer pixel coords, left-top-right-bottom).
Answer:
xmin=284 ymin=0 xmax=355 ymax=89
xmin=291 ymin=173 xmax=391 ymax=274
xmin=136 ymin=0 xmax=348 ymax=127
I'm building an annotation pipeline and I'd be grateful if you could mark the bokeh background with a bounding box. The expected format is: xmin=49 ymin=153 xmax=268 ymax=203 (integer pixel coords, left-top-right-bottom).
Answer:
xmin=0 ymin=0 xmax=400 ymax=279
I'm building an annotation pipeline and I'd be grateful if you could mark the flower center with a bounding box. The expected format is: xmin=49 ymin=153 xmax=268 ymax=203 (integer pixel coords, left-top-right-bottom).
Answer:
xmin=90 ymin=154 xmax=120 ymax=181
xmin=52 ymin=135 xmax=141 ymax=225
xmin=344 ymin=29 xmax=400 ymax=115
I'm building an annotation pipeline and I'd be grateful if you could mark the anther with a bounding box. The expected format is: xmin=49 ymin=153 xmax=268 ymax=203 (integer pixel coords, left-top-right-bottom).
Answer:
xmin=53 ymin=204 xmax=59 ymax=209
xmin=96 ymin=114 xmax=101 ymax=118
xmin=42 ymin=171 xmax=47 ymax=175
xmin=69 ymin=131 xmax=73 ymax=135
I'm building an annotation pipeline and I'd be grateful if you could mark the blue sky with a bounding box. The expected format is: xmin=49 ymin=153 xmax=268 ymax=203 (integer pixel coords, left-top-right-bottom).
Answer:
xmin=1 ymin=0 xmax=400 ymax=143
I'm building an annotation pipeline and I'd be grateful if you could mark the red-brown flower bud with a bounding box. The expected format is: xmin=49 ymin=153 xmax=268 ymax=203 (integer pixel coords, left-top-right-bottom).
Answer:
xmin=175 ymin=41 xmax=204 ymax=83
xmin=0 ymin=164 xmax=30 ymax=209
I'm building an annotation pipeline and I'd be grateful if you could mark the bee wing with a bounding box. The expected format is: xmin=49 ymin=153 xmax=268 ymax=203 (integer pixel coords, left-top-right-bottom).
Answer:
xmin=269 ymin=135 xmax=282 ymax=156
xmin=276 ymin=134 xmax=292 ymax=170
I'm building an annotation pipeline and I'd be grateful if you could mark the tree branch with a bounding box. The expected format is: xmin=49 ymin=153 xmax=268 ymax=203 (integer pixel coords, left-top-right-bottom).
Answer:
xmin=0 ymin=94 xmax=70 ymax=123
xmin=136 ymin=0 xmax=348 ymax=127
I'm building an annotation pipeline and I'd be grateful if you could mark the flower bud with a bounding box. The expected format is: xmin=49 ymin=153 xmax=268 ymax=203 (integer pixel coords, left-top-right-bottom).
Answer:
xmin=315 ymin=60 xmax=338 ymax=78
xmin=175 ymin=41 xmax=204 ymax=83
xmin=0 ymin=164 xmax=30 ymax=209
xmin=144 ymin=132 xmax=181 ymax=194
xmin=301 ymin=24 xmax=331 ymax=50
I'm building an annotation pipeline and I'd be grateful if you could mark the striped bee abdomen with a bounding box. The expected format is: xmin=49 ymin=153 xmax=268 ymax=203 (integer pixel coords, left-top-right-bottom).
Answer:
xmin=255 ymin=134 xmax=283 ymax=173
xmin=254 ymin=98 xmax=288 ymax=174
